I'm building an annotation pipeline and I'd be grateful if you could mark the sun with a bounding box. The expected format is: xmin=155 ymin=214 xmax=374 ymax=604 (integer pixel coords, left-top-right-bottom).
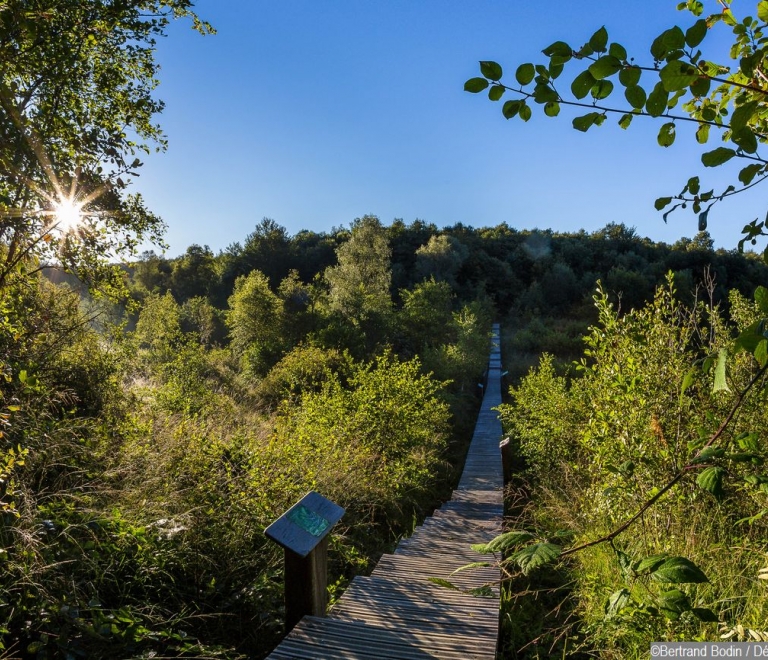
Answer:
xmin=52 ymin=197 xmax=83 ymax=231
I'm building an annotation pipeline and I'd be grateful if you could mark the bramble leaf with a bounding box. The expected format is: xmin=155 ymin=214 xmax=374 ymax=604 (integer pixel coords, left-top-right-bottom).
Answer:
xmin=652 ymin=557 xmax=709 ymax=583
xmin=511 ymin=542 xmax=561 ymax=575
xmin=697 ymin=466 xmax=726 ymax=500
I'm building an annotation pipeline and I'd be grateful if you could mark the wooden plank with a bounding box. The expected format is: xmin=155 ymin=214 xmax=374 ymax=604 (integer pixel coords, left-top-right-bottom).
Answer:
xmin=266 ymin=326 xmax=504 ymax=659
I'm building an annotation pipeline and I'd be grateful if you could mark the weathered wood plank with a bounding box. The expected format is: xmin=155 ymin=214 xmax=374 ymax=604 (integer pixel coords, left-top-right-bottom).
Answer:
xmin=266 ymin=324 xmax=504 ymax=659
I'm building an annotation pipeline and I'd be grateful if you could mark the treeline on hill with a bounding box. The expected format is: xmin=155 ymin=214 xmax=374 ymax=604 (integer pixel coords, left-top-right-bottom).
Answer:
xmin=4 ymin=213 xmax=768 ymax=658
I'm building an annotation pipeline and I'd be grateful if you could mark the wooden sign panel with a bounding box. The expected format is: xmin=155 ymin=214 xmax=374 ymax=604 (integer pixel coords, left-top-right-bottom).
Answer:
xmin=265 ymin=491 xmax=345 ymax=558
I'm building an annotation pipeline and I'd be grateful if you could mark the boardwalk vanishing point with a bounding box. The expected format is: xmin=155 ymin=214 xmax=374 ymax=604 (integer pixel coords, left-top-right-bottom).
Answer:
xmin=267 ymin=324 xmax=505 ymax=659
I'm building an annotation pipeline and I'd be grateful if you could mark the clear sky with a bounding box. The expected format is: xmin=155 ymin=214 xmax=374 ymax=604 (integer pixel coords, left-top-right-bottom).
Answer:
xmin=132 ymin=0 xmax=765 ymax=257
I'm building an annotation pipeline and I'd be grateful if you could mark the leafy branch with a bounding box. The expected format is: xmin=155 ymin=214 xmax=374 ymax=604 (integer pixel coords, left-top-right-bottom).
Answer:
xmin=465 ymin=1 xmax=768 ymax=243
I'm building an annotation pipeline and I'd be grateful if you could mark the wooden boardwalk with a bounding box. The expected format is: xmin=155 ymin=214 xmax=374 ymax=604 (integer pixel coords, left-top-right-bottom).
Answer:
xmin=267 ymin=324 xmax=504 ymax=659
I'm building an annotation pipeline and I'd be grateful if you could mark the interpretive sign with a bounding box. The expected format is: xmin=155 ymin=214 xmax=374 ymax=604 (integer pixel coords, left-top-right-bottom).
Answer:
xmin=265 ymin=490 xmax=344 ymax=558
xmin=265 ymin=491 xmax=345 ymax=630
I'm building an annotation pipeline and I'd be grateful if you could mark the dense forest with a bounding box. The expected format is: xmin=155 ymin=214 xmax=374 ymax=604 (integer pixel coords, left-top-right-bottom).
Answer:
xmin=4 ymin=210 xmax=768 ymax=657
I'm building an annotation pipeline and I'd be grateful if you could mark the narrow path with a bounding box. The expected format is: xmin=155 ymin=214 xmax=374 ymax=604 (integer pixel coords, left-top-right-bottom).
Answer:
xmin=267 ymin=324 xmax=504 ymax=659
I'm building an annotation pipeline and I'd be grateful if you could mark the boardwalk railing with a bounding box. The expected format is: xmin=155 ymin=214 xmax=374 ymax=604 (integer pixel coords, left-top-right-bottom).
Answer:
xmin=267 ymin=324 xmax=504 ymax=659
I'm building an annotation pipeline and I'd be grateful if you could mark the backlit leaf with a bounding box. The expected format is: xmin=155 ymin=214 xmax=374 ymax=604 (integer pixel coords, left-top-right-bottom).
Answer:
xmin=619 ymin=113 xmax=633 ymax=129
xmin=714 ymin=347 xmax=730 ymax=393
xmin=542 ymin=41 xmax=572 ymax=58
xmin=646 ymin=82 xmax=669 ymax=117
xmin=519 ymin=103 xmax=532 ymax=122
xmin=588 ymin=55 xmax=622 ymax=80
xmin=544 ymin=101 xmax=560 ymax=117
xmin=759 ymin=0 xmax=768 ymax=22
xmin=515 ymin=63 xmax=535 ymax=85
xmin=655 ymin=197 xmax=673 ymax=210
xmin=471 ymin=530 xmax=534 ymax=554
xmin=660 ymin=60 xmax=700 ymax=91
xmin=685 ymin=19 xmax=708 ymax=47
xmin=696 ymin=123 xmax=710 ymax=144
xmin=755 ymin=286 xmax=768 ymax=315
xmin=427 ymin=577 xmax=461 ymax=591
xmin=605 ymin=588 xmax=631 ymax=617
xmin=659 ymin=588 xmax=691 ymax=620
xmin=701 ymin=147 xmax=736 ymax=166
xmin=609 ymin=42 xmax=627 ymax=60
xmin=625 ymin=85 xmax=647 ymax=109
xmin=464 ymin=77 xmax=489 ymax=93
xmin=652 ymin=556 xmax=709 ymax=583
xmin=502 ymin=99 xmax=523 ymax=119
xmin=591 ymin=79 xmax=613 ymax=100
xmin=572 ymin=112 xmax=601 ymax=132
xmin=657 ymin=122 xmax=676 ymax=147
xmin=739 ymin=164 xmax=764 ymax=186
xmin=480 ymin=60 xmax=503 ymax=81
xmin=619 ymin=66 xmax=641 ymax=87
xmin=511 ymin=542 xmax=561 ymax=575
xmin=488 ymin=84 xmax=505 ymax=101
xmin=731 ymin=127 xmax=758 ymax=154
xmin=589 ymin=26 xmax=608 ymax=52
xmin=571 ymin=69 xmax=596 ymax=99
xmin=697 ymin=466 xmax=725 ymax=500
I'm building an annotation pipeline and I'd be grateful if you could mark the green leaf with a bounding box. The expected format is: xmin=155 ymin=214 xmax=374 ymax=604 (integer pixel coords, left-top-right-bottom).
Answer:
xmin=731 ymin=127 xmax=758 ymax=154
xmin=511 ymin=542 xmax=561 ymax=575
xmin=480 ymin=61 xmax=503 ymax=81
xmin=619 ymin=66 xmax=641 ymax=87
xmin=697 ymin=466 xmax=725 ymax=500
xmin=427 ymin=577 xmax=461 ymax=591
xmin=690 ymin=76 xmax=711 ymax=96
xmin=618 ymin=113 xmax=633 ymax=129
xmin=659 ymin=589 xmax=691 ymax=620
xmin=759 ymin=1 xmax=768 ymax=22
xmin=589 ymin=56 xmax=622 ymax=80
xmin=691 ymin=446 xmax=726 ymax=464
xmin=471 ymin=530 xmax=534 ymax=554
xmin=625 ymin=85 xmax=647 ymax=109
xmin=544 ymin=101 xmax=560 ymax=117
xmin=696 ymin=123 xmax=710 ymax=144
xmin=605 ymin=588 xmax=631 ymax=617
xmin=646 ymin=82 xmax=669 ymax=117
xmin=519 ymin=103 xmax=532 ymax=122
xmin=657 ymin=122 xmax=676 ymax=147
xmin=655 ymin=197 xmax=673 ymax=210
xmin=488 ymin=84 xmax=505 ymax=101
xmin=679 ymin=365 xmax=698 ymax=405
xmin=450 ymin=561 xmax=491 ymax=574
xmin=572 ymin=112 xmax=601 ymax=132
xmin=732 ymin=101 xmax=759 ymax=132
xmin=533 ymin=83 xmax=559 ymax=104
xmin=692 ymin=607 xmax=720 ymax=622
xmin=502 ymin=99 xmax=523 ymax=119
xmin=589 ymin=26 xmax=608 ymax=52
xmin=591 ymin=79 xmax=614 ymax=100
xmin=755 ymin=338 xmax=768 ymax=367
xmin=464 ymin=77 xmax=489 ymax=93
xmin=652 ymin=557 xmax=709 ymax=583
xmin=755 ymin=286 xmax=768 ymax=315
xmin=609 ymin=42 xmax=627 ymax=61
xmin=542 ymin=41 xmax=572 ymax=58
xmin=571 ymin=70 xmax=596 ymax=99
xmin=701 ymin=147 xmax=736 ymax=167
xmin=714 ymin=347 xmax=730 ymax=393
xmin=685 ymin=19 xmax=708 ymax=47
xmin=515 ymin=63 xmax=535 ymax=85
xmin=660 ymin=60 xmax=700 ymax=91
xmin=637 ymin=554 xmax=668 ymax=574
xmin=739 ymin=164 xmax=764 ymax=186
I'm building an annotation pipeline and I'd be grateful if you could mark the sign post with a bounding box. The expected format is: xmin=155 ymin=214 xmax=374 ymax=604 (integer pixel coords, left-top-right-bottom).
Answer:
xmin=265 ymin=491 xmax=345 ymax=631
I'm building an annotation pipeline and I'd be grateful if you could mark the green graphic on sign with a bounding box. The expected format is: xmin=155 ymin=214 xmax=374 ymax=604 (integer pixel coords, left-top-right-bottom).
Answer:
xmin=287 ymin=504 xmax=330 ymax=537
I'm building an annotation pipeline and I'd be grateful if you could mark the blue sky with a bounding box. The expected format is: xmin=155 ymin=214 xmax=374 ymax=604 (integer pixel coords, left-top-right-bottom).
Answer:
xmin=132 ymin=0 xmax=765 ymax=256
